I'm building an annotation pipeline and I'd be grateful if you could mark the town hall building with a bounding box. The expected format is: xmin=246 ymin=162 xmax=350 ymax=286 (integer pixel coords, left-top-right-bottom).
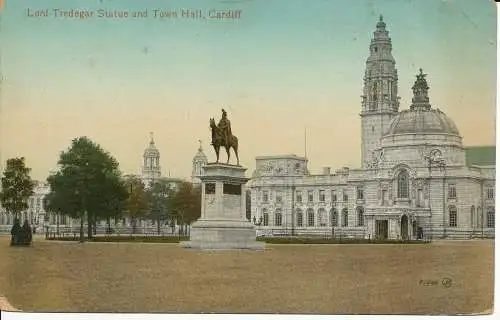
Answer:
xmin=247 ymin=16 xmax=496 ymax=240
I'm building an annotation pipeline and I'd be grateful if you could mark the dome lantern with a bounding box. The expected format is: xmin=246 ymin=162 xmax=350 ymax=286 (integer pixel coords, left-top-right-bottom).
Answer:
xmin=384 ymin=69 xmax=460 ymax=137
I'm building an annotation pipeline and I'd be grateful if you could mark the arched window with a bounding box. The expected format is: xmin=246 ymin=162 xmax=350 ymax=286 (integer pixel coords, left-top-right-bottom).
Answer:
xmin=342 ymin=208 xmax=348 ymax=227
xmin=318 ymin=208 xmax=327 ymax=227
xmin=357 ymin=207 xmax=364 ymax=226
xmin=274 ymin=209 xmax=282 ymax=227
xmin=296 ymin=209 xmax=303 ymax=227
xmin=307 ymin=208 xmax=315 ymax=227
xmin=449 ymin=206 xmax=457 ymax=227
xmin=330 ymin=208 xmax=338 ymax=227
xmin=471 ymin=205 xmax=475 ymax=228
xmin=487 ymin=207 xmax=495 ymax=228
xmin=262 ymin=209 xmax=269 ymax=226
xmin=397 ymin=170 xmax=410 ymax=198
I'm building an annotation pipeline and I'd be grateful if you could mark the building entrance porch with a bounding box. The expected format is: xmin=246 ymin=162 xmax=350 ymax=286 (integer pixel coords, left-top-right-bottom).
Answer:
xmin=367 ymin=207 xmax=423 ymax=240
xmin=375 ymin=220 xmax=389 ymax=240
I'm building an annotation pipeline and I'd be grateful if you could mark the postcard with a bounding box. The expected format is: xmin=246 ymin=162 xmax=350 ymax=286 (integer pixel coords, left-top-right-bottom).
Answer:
xmin=0 ymin=0 xmax=497 ymax=319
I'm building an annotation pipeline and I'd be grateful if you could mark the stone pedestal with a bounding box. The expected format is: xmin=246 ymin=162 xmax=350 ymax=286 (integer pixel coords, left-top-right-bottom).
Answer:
xmin=182 ymin=163 xmax=264 ymax=250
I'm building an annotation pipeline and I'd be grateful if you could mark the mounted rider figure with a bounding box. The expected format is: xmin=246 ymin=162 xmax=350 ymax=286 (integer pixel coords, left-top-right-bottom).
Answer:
xmin=217 ymin=108 xmax=232 ymax=146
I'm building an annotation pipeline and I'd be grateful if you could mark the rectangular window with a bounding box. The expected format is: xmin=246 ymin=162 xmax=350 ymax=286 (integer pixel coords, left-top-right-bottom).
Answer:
xmin=331 ymin=190 xmax=337 ymax=204
xmin=263 ymin=191 xmax=269 ymax=202
xmin=487 ymin=210 xmax=495 ymax=228
xmin=356 ymin=186 xmax=364 ymax=200
xmin=448 ymin=184 xmax=456 ymax=199
xmin=487 ymin=187 xmax=495 ymax=200
xmin=449 ymin=209 xmax=457 ymax=227
xmin=296 ymin=191 xmax=302 ymax=203
xmin=343 ymin=190 xmax=348 ymax=202
xmin=308 ymin=190 xmax=314 ymax=202
xmin=275 ymin=191 xmax=282 ymax=203
xmin=319 ymin=190 xmax=325 ymax=202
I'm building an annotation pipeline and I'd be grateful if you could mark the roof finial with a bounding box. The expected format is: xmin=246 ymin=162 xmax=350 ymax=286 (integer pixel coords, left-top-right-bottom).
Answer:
xmin=198 ymin=139 xmax=203 ymax=151
xmin=376 ymin=14 xmax=386 ymax=29
xmin=410 ymin=68 xmax=431 ymax=111
xmin=149 ymin=131 xmax=154 ymax=142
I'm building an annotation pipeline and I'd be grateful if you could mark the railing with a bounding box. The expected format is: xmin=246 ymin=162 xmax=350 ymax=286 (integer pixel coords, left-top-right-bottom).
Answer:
xmin=255 ymin=227 xmax=434 ymax=242
xmin=43 ymin=225 xmax=191 ymax=240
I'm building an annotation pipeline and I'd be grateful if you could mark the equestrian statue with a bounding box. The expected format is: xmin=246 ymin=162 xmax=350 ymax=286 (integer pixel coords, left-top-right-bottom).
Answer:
xmin=210 ymin=109 xmax=240 ymax=165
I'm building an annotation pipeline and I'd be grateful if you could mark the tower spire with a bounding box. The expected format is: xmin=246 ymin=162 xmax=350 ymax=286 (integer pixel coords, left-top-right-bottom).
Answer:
xmin=360 ymin=15 xmax=400 ymax=168
xmin=142 ymin=132 xmax=161 ymax=186
xmin=192 ymin=139 xmax=208 ymax=185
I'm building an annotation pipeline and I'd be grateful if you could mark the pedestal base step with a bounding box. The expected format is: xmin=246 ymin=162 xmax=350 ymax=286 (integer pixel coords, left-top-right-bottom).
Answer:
xmin=181 ymin=219 xmax=265 ymax=251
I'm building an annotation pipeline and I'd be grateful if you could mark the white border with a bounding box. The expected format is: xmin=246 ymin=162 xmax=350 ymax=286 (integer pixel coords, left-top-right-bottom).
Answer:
xmin=0 ymin=2 xmax=498 ymax=320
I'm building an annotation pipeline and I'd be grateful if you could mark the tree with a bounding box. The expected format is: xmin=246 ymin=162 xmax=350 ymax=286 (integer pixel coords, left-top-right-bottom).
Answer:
xmin=0 ymin=157 xmax=35 ymax=220
xmin=45 ymin=172 xmax=82 ymax=235
xmin=93 ymin=175 xmax=129 ymax=234
xmin=148 ymin=179 xmax=173 ymax=235
xmin=166 ymin=182 xmax=201 ymax=235
xmin=46 ymin=137 xmax=128 ymax=241
xmin=124 ymin=176 xmax=149 ymax=234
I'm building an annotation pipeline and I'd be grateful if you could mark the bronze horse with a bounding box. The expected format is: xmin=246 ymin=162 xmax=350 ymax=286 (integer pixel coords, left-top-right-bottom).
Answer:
xmin=210 ymin=118 xmax=239 ymax=165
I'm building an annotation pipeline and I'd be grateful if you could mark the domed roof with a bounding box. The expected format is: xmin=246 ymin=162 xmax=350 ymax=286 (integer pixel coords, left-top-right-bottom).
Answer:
xmin=386 ymin=108 xmax=460 ymax=135
xmin=385 ymin=69 xmax=460 ymax=136
xmin=193 ymin=140 xmax=208 ymax=163
xmin=143 ymin=132 xmax=160 ymax=157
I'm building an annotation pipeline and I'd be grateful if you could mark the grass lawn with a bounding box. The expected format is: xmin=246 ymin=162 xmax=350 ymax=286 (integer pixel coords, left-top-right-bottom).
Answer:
xmin=0 ymin=236 xmax=493 ymax=314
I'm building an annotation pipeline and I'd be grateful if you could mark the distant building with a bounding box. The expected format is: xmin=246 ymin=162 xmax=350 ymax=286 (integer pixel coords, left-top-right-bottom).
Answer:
xmin=191 ymin=140 xmax=208 ymax=186
xmin=0 ymin=133 xmax=188 ymax=232
xmin=141 ymin=132 xmax=162 ymax=188
xmin=127 ymin=132 xmax=185 ymax=191
xmin=247 ymin=16 xmax=495 ymax=240
xmin=0 ymin=180 xmax=54 ymax=233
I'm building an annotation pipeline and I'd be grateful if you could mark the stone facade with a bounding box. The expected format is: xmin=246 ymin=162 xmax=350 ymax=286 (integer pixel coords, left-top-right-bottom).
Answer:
xmin=247 ymin=16 xmax=495 ymax=240
xmin=0 ymin=180 xmax=58 ymax=233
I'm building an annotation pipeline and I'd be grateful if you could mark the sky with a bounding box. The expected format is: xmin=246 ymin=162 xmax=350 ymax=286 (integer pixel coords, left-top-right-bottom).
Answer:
xmin=0 ymin=0 xmax=497 ymax=181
